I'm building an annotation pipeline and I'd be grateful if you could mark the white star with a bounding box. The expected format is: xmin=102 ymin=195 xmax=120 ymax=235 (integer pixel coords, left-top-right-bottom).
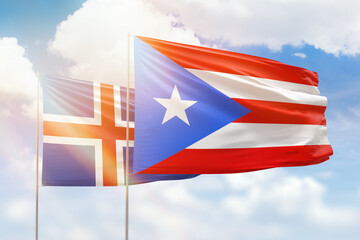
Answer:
xmin=154 ymin=85 xmax=197 ymax=125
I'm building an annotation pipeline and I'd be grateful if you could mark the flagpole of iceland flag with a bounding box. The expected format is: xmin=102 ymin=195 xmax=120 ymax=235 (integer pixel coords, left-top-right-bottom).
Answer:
xmin=133 ymin=36 xmax=332 ymax=174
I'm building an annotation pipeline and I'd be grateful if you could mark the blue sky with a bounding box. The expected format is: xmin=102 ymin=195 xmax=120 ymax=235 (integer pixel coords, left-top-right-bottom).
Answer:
xmin=1 ymin=0 xmax=360 ymax=239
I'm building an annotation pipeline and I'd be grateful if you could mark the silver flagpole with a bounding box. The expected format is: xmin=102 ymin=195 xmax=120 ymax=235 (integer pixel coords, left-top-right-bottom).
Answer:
xmin=125 ymin=33 xmax=131 ymax=240
xmin=35 ymin=71 xmax=40 ymax=240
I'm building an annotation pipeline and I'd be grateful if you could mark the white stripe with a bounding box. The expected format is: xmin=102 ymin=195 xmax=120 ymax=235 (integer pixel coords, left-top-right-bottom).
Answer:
xmin=116 ymin=140 xmax=134 ymax=186
xmin=43 ymin=135 xmax=103 ymax=186
xmin=114 ymin=85 xmax=135 ymax=128
xmin=42 ymin=83 xmax=102 ymax=125
xmin=187 ymin=69 xmax=327 ymax=106
xmin=188 ymin=123 xmax=329 ymax=149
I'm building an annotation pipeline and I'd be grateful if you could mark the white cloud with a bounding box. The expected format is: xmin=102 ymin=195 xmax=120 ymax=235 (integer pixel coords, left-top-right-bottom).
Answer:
xmin=150 ymin=0 xmax=360 ymax=55
xmin=293 ymin=52 xmax=307 ymax=59
xmin=223 ymin=170 xmax=359 ymax=228
xmin=3 ymin=198 xmax=32 ymax=222
xmin=0 ymin=37 xmax=38 ymax=120
xmin=0 ymin=37 xmax=37 ymax=99
xmin=1 ymin=145 xmax=38 ymax=191
xmin=48 ymin=0 xmax=201 ymax=86
xmin=1 ymin=108 xmax=13 ymax=117
xmin=68 ymin=227 xmax=97 ymax=240
xmin=10 ymin=146 xmax=36 ymax=173
xmin=125 ymin=171 xmax=360 ymax=240
xmin=162 ymin=183 xmax=197 ymax=205
xmin=20 ymin=100 xmax=37 ymax=120
xmin=315 ymin=171 xmax=335 ymax=179
xmin=3 ymin=171 xmax=357 ymax=240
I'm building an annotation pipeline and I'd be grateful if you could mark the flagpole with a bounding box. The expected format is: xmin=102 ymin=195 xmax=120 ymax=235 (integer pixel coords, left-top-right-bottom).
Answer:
xmin=35 ymin=71 xmax=40 ymax=240
xmin=125 ymin=33 xmax=131 ymax=240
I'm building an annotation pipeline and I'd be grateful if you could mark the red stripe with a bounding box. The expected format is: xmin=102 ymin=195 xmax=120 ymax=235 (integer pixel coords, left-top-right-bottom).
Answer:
xmin=234 ymin=99 xmax=327 ymax=125
xmin=100 ymin=84 xmax=117 ymax=186
xmin=138 ymin=36 xmax=319 ymax=87
xmin=138 ymin=145 xmax=333 ymax=174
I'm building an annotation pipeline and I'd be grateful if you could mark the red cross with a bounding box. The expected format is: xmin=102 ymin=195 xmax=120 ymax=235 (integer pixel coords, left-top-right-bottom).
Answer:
xmin=43 ymin=83 xmax=134 ymax=186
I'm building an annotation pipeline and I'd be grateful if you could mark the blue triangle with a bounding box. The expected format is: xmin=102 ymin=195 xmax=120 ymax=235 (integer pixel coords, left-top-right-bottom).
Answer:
xmin=133 ymin=37 xmax=250 ymax=173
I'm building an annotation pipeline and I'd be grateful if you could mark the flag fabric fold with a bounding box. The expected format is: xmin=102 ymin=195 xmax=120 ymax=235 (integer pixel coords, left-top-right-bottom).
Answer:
xmin=133 ymin=36 xmax=333 ymax=174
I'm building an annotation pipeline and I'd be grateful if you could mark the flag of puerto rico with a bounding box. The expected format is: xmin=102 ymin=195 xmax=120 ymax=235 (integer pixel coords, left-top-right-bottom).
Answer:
xmin=133 ymin=36 xmax=333 ymax=174
xmin=41 ymin=75 xmax=197 ymax=186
